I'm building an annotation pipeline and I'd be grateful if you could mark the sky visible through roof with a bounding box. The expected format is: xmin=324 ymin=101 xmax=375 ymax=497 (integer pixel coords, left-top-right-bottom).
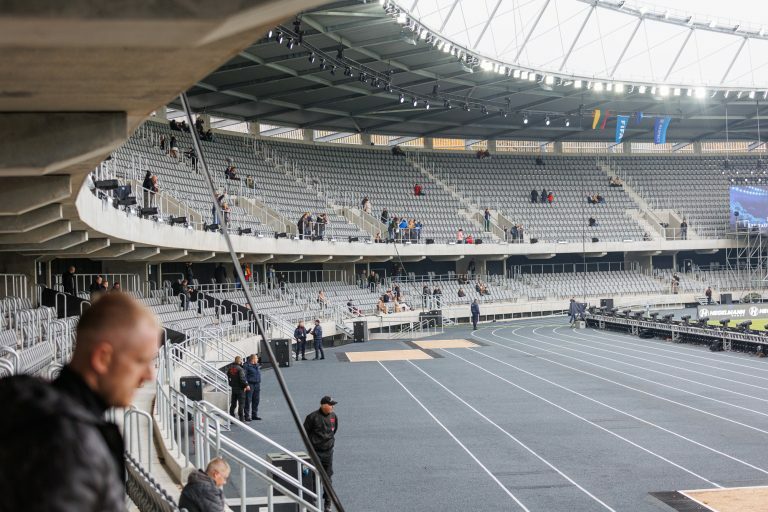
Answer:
xmin=407 ymin=0 xmax=768 ymax=87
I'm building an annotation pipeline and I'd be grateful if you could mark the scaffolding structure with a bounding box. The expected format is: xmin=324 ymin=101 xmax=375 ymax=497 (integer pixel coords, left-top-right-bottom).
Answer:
xmin=726 ymin=223 xmax=768 ymax=293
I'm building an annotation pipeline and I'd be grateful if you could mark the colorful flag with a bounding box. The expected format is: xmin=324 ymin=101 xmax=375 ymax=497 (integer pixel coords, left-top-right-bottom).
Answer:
xmin=600 ymin=110 xmax=610 ymax=130
xmin=654 ymin=116 xmax=672 ymax=144
xmin=615 ymin=115 xmax=629 ymax=143
xmin=592 ymin=109 xmax=601 ymax=130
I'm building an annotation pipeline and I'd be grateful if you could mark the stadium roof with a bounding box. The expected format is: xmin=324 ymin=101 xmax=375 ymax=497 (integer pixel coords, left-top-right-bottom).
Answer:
xmin=183 ymin=0 xmax=768 ymax=144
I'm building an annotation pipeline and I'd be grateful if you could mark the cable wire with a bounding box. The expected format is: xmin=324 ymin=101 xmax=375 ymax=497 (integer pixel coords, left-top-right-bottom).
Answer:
xmin=179 ymin=93 xmax=345 ymax=512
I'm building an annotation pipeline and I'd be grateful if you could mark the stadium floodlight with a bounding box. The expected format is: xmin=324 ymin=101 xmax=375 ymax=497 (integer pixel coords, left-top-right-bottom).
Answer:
xmin=544 ymin=75 xmax=554 ymax=85
xmin=481 ymin=105 xmax=488 ymax=115
xmin=523 ymin=113 xmax=529 ymax=124
xmin=287 ymin=38 xmax=294 ymax=49
xmin=498 ymin=65 xmax=506 ymax=75
xmin=464 ymin=103 xmax=470 ymax=112
xmin=520 ymin=71 xmax=529 ymax=80
xmin=749 ymin=90 xmax=756 ymax=99
xmin=606 ymin=83 xmax=613 ymax=92
xmin=330 ymin=65 xmax=336 ymax=75
xmin=443 ymin=43 xmax=451 ymax=54
xmin=593 ymin=82 xmax=604 ymax=92
xmin=513 ymin=69 xmax=521 ymax=78
xmin=737 ymin=91 xmax=744 ymax=99
xmin=545 ymin=116 xmax=550 ymax=126
xmin=528 ymin=73 xmax=537 ymax=82
xmin=268 ymin=30 xmax=273 ymax=39
xmin=308 ymin=53 xmax=315 ymax=64
xmin=425 ymin=101 xmax=430 ymax=110
xmin=481 ymin=60 xmax=493 ymax=71
xmin=412 ymin=97 xmax=418 ymax=107
xmin=396 ymin=12 xmax=407 ymax=23
xmin=501 ymin=110 xmax=508 ymax=118
xmin=638 ymin=85 xmax=647 ymax=94
xmin=444 ymin=99 xmax=451 ymax=109
xmin=686 ymin=88 xmax=693 ymax=97
xmin=277 ymin=32 xmax=284 ymax=44
xmin=573 ymin=80 xmax=582 ymax=89
xmin=615 ymin=83 xmax=625 ymax=94
xmin=565 ymin=118 xmax=570 ymax=127
xmin=399 ymin=93 xmax=405 ymax=103
xmin=673 ymin=87 xmax=681 ymax=96
xmin=695 ymin=87 xmax=706 ymax=99
xmin=659 ymin=86 xmax=670 ymax=96
xmin=725 ymin=90 xmax=731 ymax=98
xmin=419 ymin=29 xmax=428 ymax=40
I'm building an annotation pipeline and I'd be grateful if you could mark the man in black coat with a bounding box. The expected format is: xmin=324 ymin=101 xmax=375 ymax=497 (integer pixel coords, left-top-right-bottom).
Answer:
xmin=214 ymin=263 xmax=227 ymax=291
xmin=178 ymin=457 xmax=229 ymax=512
xmin=220 ymin=356 xmax=250 ymax=420
xmin=62 ymin=265 xmax=77 ymax=295
xmin=243 ymin=354 xmax=261 ymax=421
xmin=0 ymin=293 xmax=160 ymax=512
xmin=471 ymin=299 xmax=480 ymax=330
xmin=304 ymin=396 xmax=339 ymax=512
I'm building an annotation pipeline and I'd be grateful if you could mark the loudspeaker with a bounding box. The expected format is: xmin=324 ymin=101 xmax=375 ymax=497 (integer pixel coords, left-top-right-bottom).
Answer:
xmin=275 ymin=232 xmax=288 ymax=239
xmin=720 ymin=293 xmax=732 ymax=304
xmin=273 ymin=339 xmax=291 ymax=368
xmin=530 ymin=237 xmax=538 ymax=244
xmin=179 ymin=376 xmax=203 ymax=401
xmin=592 ymin=237 xmax=599 ymax=243
xmin=267 ymin=451 xmax=316 ymax=510
xmin=600 ymin=298 xmax=614 ymax=309
xmin=348 ymin=236 xmax=359 ymax=242
xmin=475 ymin=238 xmax=483 ymax=245
xmin=419 ymin=310 xmax=443 ymax=327
xmin=353 ymin=320 xmax=368 ymax=343
xmin=140 ymin=207 xmax=159 ymax=217
xmin=426 ymin=238 xmax=435 ymax=244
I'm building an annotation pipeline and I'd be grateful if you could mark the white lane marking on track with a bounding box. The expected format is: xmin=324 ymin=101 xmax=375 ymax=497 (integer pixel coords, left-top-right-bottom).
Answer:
xmin=560 ymin=327 xmax=768 ymax=382
xmin=457 ymin=345 xmax=768 ymax=477
xmin=377 ymin=362 xmax=531 ymax=511
xmin=476 ymin=327 xmax=768 ymax=436
xmin=524 ymin=326 xmax=768 ymax=418
xmin=553 ymin=327 xmax=768 ymax=392
xmin=406 ymin=360 xmax=618 ymax=512
xmin=525 ymin=328 xmax=768 ymax=404
xmin=436 ymin=350 xmax=721 ymax=488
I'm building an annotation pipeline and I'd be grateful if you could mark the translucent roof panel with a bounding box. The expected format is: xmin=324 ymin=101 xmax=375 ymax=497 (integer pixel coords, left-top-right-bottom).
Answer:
xmin=405 ymin=0 xmax=768 ymax=87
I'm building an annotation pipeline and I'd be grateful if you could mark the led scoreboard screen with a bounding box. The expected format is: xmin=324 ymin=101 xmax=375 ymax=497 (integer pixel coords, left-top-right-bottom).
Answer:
xmin=730 ymin=186 xmax=768 ymax=229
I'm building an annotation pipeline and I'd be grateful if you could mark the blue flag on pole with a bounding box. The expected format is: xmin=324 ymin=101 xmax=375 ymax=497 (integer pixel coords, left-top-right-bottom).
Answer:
xmin=615 ymin=115 xmax=629 ymax=143
xmin=635 ymin=112 xmax=643 ymax=125
xmin=654 ymin=116 xmax=672 ymax=144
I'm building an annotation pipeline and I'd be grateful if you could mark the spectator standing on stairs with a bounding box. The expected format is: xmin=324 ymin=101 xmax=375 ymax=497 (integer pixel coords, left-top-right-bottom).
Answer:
xmin=184 ymin=262 xmax=194 ymax=284
xmin=362 ymin=196 xmax=372 ymax=215
xmin=62 ymin=265 xmax=76 ymax=295
xmin=680 ymin=219 xmax=688 ymax=240
xmin=705 ymin=286 xmax=713 ymax=304
xmin=380 ymin=208 xmax=389 ymax=224
xmin=170 ymin=135 xmax=179 ymax=159
xmin=308 ymin=319 xmax=325 ymax=360
xmin=142 ymin=170 xmax=153 ymax=206
xmin=484 ymin=208 xmax=491 ymax=231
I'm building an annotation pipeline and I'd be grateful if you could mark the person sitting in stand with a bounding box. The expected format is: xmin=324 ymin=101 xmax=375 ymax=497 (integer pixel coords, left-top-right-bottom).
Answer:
xmin=398 ymin=217 xmax=408 ymax=242
xmin=347 ymin=301 xmax=362 ymax=317
xmin=374 ymin=231 xmax=382 ymax=243
xmin=540 ymin=188 xmax=547 ymax=204
xmin=380 ymin=208 xmax=389 ymax=224
xmin=609 ymin=175 xmax=623 ymax=187
xmin=588 ymin=217 xmax=597 ymax=227
xmin=547 ymin=191 xmax=554 ymax=204
xmin=377 ymin=299 xmax=388 ymax=315
xmin=458 ymin=287 xmax=466 ymax=298
xmin=225 ymin=165 xmax=240 ymax=181
xmin=391 ymin=145 xmax=406 ymax=156
xmin=465 ymin=233 xmax=474 ymax=244
xmin=413 ymin=183 xmax=424 ymax=196
xmin=596 ymin=194 xmax=605 ymax=203
xmin=170 ymin=136 xmax=179 ymax=159
xmin=530 ymin=189 xmax=538 ymax=203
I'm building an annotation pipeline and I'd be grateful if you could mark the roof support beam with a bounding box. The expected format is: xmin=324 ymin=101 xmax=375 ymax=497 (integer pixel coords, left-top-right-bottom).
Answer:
xmin=473 ymin=0 xmax=502 ymax=50
xmin=440 ymin=0 xmax=461 ymax=33
xmin=720 ymin=37 xmax=748 ymax=84
xmin=664 ymin=29 xmax=694 ymax=81
xmin=515 ymin=0 xmax=551 ymax=63
xmin=559 ymin=4 xmax=594 ymax=72
xmin=611 ymin=18 xmax=643 ymax=77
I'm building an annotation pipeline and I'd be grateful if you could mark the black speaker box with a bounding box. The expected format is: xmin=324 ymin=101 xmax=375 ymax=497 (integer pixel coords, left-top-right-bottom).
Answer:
xmin=426 ymin=238 xmax=435 ymax=244
xmin=600 ymin=298 xmax=614 ymax=309
xmin=592 ymin=237 xmax=599 ymax=243
xmin=720 ymin=293 xmax=732 ymax=304
xmin=475 ymin=238 xmax=483 ymax=245
xmin=530 ymin=237 xmax=538 ymax=244
xmin=179 ymin=376 xmax=203 ymax=401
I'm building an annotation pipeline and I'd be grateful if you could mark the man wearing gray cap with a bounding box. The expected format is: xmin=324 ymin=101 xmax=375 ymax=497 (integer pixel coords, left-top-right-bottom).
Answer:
xmin=304 ymin=396 xmax=339 ymax=512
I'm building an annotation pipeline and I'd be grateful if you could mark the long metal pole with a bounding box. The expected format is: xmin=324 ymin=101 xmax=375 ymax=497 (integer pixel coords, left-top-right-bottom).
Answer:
xmin=179 ymin=93 xmax=345 ymax=512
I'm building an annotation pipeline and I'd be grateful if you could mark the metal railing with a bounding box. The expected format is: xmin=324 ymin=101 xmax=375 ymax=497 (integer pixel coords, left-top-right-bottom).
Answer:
xmin=54 ymin=273 xmax=141 ymax=295
xmin=392 ymin=317 xmax=444 ymax=339
xmin=165 ymin=344 xmax=229 ymax=393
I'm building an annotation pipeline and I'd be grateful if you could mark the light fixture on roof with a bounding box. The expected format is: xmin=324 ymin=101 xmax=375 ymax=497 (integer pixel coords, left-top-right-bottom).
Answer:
xmin=399 ymin=93 xmax=405 ymax=104
xmin=606 ymin=83 xmax=613 ymax=92
xmin=725 ymin=90 xmax=731 ymax=98
xmin=443 ymin=43 xmax=451 ymax=53
xmin=396 ymin=12 xmax=407 ymax=24
xmin=673 ymin=87 xmax=681 ymax=96
xmin=344 ymin=67 xmax=352 ymax=77
xmin=513 ymin=69 xmax=521 ymax=78
xmin=523 ymin=113 xmax=529 ymax=124
xmin=308 ymin=53 xmax=315 ymax=63
xmin=565 ymin=117 xmax=570 ymax=127
xmin=594 ymin=82 xmax=604 ymax=92
xmin=412 ymin=97 xmax=418 ymax=107
xmin=695 ymin=87 xmax=706 ymax=99
xmin=425 ymin=101 xmax=430 ymax=110
xmin=528 ymin=73 xmax=537 ymax=82
xmin=481 ymin=105 xmax=488 ymax=115
xmin=330 ymin=65 xmax=337 ymax=75
xmin=464 ymin=103 xmax=470 ymax=112
xmin=544 ymin=75 xmax=554 ymax=85
xmin=686 ymin=88 xmax=693 ymax=97
xmin=737 ymin=91 xmax=744 ymax=99
xmin=287 ymin=38 xmax=294 ymax=49
xmin=444 ymin=99 xmax=452 ymax=109
xmin=501 ymin=110 xmax=508 ymax=118
xmin=615 ymin=83 xmax=625 ymax=94
xmin=520 ymin=71 xmax=529 ymax=80
xmin=319 ymin=58 xmax=326 ymax=69
xmin=419 ymin=29 xmax=428 ymax=40
xmin=545 ymin=116 xmax=551 ymax=126
xmin=749 ymin=90 xmax=756 ymax=99
xmin=277 ymin=32 xmax=284 ymax=44
xmin=659 ymin=86 xmax=669 ymax=96
xmin=573 ymin=80 xmax=582 ymax=89
xmin=268 ymin=30 xmax=273 ymax=39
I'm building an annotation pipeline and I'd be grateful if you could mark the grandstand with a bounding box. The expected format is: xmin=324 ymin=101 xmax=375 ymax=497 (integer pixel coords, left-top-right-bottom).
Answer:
xmin=3 ymin=0 xmax=768 ymax=511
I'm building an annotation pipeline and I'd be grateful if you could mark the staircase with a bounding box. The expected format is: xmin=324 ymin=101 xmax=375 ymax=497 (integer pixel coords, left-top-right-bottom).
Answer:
xmin=407 ymin=154 xmax=496 ymax=240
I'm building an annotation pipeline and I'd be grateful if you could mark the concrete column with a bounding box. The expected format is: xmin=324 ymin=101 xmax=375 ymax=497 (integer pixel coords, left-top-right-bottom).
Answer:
xmin=553 ymin=141 xmax=563 ymax=154
xmin=248 ymin=121 xmax=260 ymax=136
xmin=302 ymin=129 xmax=313 ymax=142
xmin=423 ymin=137 xmax=434 ymax=150
xmin=692 ymin=141 xmax=702 ymax=154
xmin=322 ymin=262 xmax=356 ymax=285
xmin=487 ymin=139 xmax=497 ymax=152
xmin=623 ymin=142 xmax=632 ymax=154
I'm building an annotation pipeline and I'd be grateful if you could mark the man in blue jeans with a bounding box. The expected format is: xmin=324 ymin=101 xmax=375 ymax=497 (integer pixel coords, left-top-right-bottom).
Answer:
xmin=243 ymin=354 xmax=261 ymax=421
xmin=308 ymin=319 xmax=324 ymax=360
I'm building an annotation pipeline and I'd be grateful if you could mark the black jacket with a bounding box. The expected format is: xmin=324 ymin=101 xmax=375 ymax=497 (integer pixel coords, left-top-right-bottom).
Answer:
xmin=304 ymin=408 xmax=338 ymax=452
xmin=220 ymin=362 xmax=248 ymax=390
xmin=471 ymin=303 xmax=480 ymax=316
xmin=294 ymin=326 xmax=307 ymax=342
xmin=62 ymin=271 xmax=76 ymax=295
xmin=0 ymin=366 xmax=126 ymax=512
xmin=178 ymin=470 xmax=225 ymax=512
xmin=214 ymin=265 xmax=227 ymax=284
